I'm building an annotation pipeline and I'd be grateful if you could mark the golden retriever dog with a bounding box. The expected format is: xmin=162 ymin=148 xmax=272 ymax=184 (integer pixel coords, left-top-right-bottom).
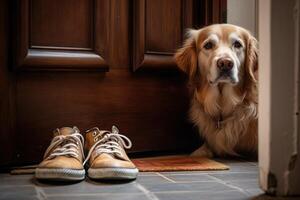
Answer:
xmin=175 ymin=24 xmax=258 ymax=158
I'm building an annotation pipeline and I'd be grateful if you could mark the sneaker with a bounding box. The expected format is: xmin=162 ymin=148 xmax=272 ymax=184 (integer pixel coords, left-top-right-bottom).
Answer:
xmin=84 ymin=126 xmax=138 ymax=180
xmin=35 ymin=127 xmax=86 ymax=181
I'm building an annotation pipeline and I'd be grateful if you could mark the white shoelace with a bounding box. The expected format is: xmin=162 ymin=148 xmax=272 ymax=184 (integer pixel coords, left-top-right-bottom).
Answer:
xmin=83 ymin=126 xmax=132 ymax=166
xmin=43 ymin=127 xmax=85 ymax=161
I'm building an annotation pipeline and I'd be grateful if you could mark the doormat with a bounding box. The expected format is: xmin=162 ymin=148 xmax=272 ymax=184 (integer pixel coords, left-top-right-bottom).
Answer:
xmin=132 ymin=155 xmax=229 ymax=172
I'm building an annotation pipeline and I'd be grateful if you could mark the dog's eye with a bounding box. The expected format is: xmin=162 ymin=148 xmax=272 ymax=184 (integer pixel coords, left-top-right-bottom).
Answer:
xmin=204 ymin=42 xmax=214 ymax=50
xmin=233 ymin=41 xmax=242 ymax=48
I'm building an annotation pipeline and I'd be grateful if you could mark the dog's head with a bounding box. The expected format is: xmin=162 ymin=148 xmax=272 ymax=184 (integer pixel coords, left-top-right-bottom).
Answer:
xmin=175 ymin=24 xmax=258 ymax=87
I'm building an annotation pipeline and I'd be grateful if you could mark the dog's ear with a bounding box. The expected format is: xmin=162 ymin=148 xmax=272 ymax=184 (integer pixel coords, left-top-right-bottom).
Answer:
xmin=244 ymin=33 xmax=258 ymax=83
xmin=174 ymin=31 xmax=198 ymax=78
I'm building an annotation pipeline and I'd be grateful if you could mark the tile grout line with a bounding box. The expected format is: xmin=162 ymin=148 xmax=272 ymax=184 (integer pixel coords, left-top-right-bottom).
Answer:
xmin=34 ymin=186 xmax=47 ymax=200
xmin=155 ymin=172 xmax=176 ymax=183
xmin=0 ymin=184 xmax=34 ymax=187
xmin=46 ymin=193 xmax=142 ymax=197
xmin=207 ymin=174 xmax=250 ymax=197
xmin=134 ymin=182 xmax=161 ymax=200
xmin=238 ymin=158 xmax=258 ymax=166
xmin=138 ymin=174 xmax=159 ymax=177
xmin=167 ymin=180 xmax=223 ymax=184
xmin=153 ymin=189 xmax=238 ymax=194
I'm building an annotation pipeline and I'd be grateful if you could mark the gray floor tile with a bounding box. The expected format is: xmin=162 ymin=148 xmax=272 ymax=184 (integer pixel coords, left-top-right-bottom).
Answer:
xmin=227 ymin=165 xmax=258 ymax=173
xmin=162 ymin=173 xmax=216 ymax=183
xmin=0 ymin=159 xmax=265 ymax=200
xmin=228 ymin=179 xmax=261 ymax=190
xmin=0 ymin=175 xmax=34 ymax=186
xmin=155 ymin=190 xmax=249 ymax=200
xmin=215 ymin=159 xmax=259 ymax=172
xmin=142 ymin=181 xmax=233 ymax=193
xmin=0 ymin=186 xmax=37 ymax=200
xmin=39 ymin=180 xmax=142 ymax=195
xmin=244 ymin=189 xmax=265 ymax=197
xmin=0 ymin=197 xmax=39 ymax=200
xmin=47 ymin=193 xmax=150 ymax=200
xmin=209 ymin=172 xmax=258 ymax=181
xmin=248 ymin=162 xmax=258 ymax=166
xmin=136 ymin=174 xmax=172 ymax=184
xmin=139 ymin=172 xmax=158 ymax=176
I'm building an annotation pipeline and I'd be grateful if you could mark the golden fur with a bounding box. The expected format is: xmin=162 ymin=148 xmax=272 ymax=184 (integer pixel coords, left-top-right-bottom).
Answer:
xmin=175 ymin=24 xmax=258 ymax=157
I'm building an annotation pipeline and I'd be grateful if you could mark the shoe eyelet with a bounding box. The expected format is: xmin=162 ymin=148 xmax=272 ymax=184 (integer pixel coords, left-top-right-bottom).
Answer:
xmin=92 ymin=131 xmax=97 ymax=136
xmin=94 ymin=138 xmax=98 ymax=142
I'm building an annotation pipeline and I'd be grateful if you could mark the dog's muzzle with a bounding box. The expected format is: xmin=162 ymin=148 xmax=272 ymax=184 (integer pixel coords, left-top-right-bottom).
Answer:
xmin=217 ymin=57 xmax=233 ymax=74
xmin=216 ymin=57 xmax=236 ymax=83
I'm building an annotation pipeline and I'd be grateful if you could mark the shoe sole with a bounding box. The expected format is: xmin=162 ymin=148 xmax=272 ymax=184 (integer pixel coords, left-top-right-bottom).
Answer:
xmin=88 ymin=167 xmax=139 ymax=180
xmin=35 ymin=168 xmax=85 ymax=181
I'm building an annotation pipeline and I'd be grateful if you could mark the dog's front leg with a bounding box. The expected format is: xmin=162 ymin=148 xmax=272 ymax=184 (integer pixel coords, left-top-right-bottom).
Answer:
xmin=190 ymin=143 xmax=214 ymax=158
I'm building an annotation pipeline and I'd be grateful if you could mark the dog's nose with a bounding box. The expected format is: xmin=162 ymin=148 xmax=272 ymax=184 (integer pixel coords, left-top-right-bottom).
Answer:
xmin=217 ymin=58 xmax=233 ymax=71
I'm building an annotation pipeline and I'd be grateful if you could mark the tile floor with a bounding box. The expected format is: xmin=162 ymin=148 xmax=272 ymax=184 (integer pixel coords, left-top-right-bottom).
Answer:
xmin=0 ymin=159 xmax=298 ymax=200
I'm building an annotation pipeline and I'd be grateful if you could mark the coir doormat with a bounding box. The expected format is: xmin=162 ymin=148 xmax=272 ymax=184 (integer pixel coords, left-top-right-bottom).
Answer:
xmin=132 ymin=155 xmax=229 ymax=172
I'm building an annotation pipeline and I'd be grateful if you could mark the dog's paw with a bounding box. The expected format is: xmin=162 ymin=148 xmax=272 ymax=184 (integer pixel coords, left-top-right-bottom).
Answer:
xmin=190 ymin=145 xmax=214 ymax=158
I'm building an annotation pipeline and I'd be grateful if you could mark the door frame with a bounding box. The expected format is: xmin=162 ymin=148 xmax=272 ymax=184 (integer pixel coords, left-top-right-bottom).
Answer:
xmin=258 ymin=0 xmax=300 ymax=195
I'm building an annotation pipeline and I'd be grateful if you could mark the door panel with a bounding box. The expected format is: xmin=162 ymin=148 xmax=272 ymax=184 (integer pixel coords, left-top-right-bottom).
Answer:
xmin=31 ymin=0 xmax=93 ymax=49
xmin=13 ymin=0 xmax=109 ymax=71
xmin=4 ymin=0 xmax=226 ymax=165
xmin=133 ymin=0 xmax=194 ymax=71
xmin=145 ymin=0 xmax=182 ymax=53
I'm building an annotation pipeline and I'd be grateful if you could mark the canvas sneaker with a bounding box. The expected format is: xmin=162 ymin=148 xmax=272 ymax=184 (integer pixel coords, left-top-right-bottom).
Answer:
xmin=84 ymin=126 xmax=138 ymax=180
xmin=35 ymin=127 xmax=85 ymax=181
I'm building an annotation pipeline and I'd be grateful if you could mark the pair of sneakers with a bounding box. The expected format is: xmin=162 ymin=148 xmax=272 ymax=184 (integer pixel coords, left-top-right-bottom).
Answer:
xmin=35 ymin=126 xmax=138 ymax=181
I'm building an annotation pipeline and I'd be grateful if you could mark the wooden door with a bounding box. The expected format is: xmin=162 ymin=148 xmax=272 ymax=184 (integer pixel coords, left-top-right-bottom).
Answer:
xmin=0 ymin=0 xmax=226 ymax=166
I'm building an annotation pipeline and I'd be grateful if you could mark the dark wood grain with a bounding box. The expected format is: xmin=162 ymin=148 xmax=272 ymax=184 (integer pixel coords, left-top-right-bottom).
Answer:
xmin=109 ymin=0 xmax=130 ymax=68
xmin=198 ymin=0 xmax=227 ymax=27
xmin=145 ymin=0 xmax=182 ymax=53
xmin=0 ymin=0 xmax=16 ymax=166
xmin=21 ymin=49 xmax=108 ymax=71
xmin=133 ymin=0 xmax=196 ymax=71
xmin=138 ymin=54 xmax=175 ymax=70
xmin=13 ymin=0 xmax=110 ymax=71
xmin=15 ymin=70 xmax=196 ymax=163
xmin=31 ymin=0 xmax=93 ymax=49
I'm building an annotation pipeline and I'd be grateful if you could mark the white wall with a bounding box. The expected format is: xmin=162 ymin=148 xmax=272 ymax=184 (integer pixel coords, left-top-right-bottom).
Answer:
xmin=227 ymin=0 xmax=257 ymax=36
